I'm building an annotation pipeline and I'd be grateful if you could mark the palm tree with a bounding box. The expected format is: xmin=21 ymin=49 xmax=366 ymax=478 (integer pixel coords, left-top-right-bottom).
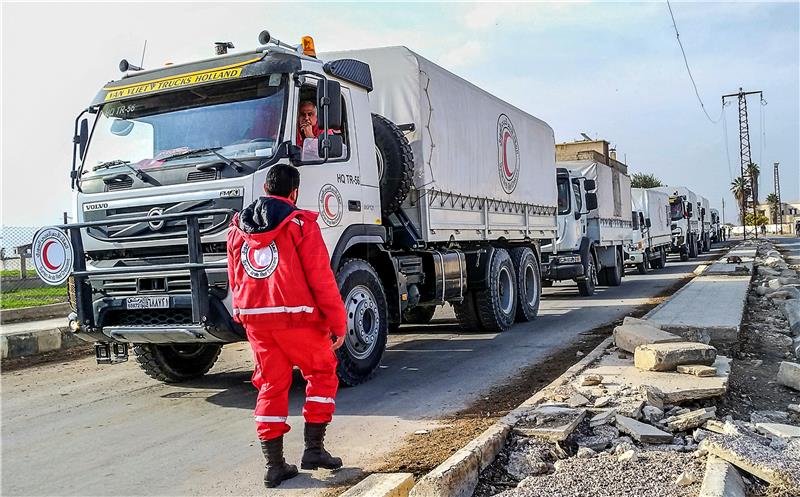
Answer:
xmin=746 ymin=163 xmax=760 ymax=205
xmin=766 ymin=193 xmax=779 ymax=224
xmin=731 ymin=176 xmax=749 ymax=224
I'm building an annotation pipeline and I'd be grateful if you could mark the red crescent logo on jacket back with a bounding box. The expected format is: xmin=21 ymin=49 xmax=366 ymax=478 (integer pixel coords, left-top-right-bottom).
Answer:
xmin=241 ymin=241 xmax=279 ymax=279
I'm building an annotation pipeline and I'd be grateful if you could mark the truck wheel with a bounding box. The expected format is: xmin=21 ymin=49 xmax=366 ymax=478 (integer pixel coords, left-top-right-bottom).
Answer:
xmin=510 ymin=247 xmax=540 ymax=322
xmin=336 ymin=259 xmax=389 ymax=386
xmin=680 ymin=248 xmax=689 ymax=262
xmin=636 ymin=258 xmax=648 ymax=275
xmin=603 ymin=249 xmax=623 ymax=286
xmin=688 ymin=235 xmax=698 ymax=258
xmin=454 ymin=293 xmax=484 ymax=332
xmin=372 ymin=114 xmax=415 ymax=216
xmin=577 ymin=251 xmax=597 ymax=296
xmin=403 ymin=305 xmax=436 ymax=324
xmin=474 ymin=248 xmax=517 ymax=332
xmin=133 ymin=343 xmax=222 ymax=383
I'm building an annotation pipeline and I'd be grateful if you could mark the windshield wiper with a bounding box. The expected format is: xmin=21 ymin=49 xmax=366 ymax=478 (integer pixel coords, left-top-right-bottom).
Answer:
xmin=89 ymin=160 xmax=159 ymax=186
xmin=162 ymin=147 xmax=248 ymax=173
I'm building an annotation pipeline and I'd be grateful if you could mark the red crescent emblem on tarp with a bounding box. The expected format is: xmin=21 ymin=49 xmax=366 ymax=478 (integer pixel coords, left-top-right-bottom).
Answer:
xmin=502 ymin=131 xmax=514 ymax=178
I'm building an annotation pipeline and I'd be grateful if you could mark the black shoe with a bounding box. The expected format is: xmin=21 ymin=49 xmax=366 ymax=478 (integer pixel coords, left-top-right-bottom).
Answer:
xmin=301 ymin=422 xmax=343 ymax=470
xmin=261 ymin=437 xmax=299 ymax=488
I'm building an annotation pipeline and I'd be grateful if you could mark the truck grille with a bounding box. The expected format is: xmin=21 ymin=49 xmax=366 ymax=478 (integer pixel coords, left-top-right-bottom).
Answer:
xmin=84 ymin=197 xmax=241 ymax=242
xmin=187 ymin=170 xmax=217 ymax=182
xmin=107 ymin=177 xmax=134 ymax=191
xmin=102 ymin=309 xmax=194 ymax=327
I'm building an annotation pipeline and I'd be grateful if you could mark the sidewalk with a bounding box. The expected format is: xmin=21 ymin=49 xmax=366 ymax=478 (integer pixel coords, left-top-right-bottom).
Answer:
xmin=1 ymin=316 xmax=83 ymax=360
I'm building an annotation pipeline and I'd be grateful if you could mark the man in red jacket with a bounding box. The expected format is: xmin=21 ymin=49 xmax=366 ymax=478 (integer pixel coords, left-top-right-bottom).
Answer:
xmin=227 ymin=164 xmax=346 ymax=488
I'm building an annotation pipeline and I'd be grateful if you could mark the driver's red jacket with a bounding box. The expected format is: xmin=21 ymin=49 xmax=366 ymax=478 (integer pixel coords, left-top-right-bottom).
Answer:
xmin=226 ymin=196 xmax=346 ymax=337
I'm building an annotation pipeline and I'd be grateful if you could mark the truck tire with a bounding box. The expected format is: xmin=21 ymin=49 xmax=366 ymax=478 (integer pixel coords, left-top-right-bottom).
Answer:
xmin=453 ymin=293 xmax=484 ymax=332
xmin=372 ymin=114 xmax=414 ymax=216
xmin=688 ymin=235 xmax=698 ymax=258
xmin=133 ymin=343 xmax=222 ymax=383
xmin=336 ymin=258 xmax=389 ymax=386
xmin=403 ymin=305 xmax=436 ymax=324
xmin=602 ymin=248 xmax=623 ymax=286
xmin=680 ymin=248 xmax=689 ymax=261
xmin=510 ymin=247 xmax=540 ymax=322
xmin=577 ymin=250 xmax=597 ymax=297
xmin=474 ymin=248 xmax=517 ymax=332
xmin=636 ymin=256 xmax=649 ymax=275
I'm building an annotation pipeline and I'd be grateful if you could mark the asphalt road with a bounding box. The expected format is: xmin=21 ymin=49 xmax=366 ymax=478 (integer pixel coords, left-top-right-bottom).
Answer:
xmin=775 ymin=236 xmax=800 ymax=264
xmin=2 ymin=245 xmax=729 ymax=497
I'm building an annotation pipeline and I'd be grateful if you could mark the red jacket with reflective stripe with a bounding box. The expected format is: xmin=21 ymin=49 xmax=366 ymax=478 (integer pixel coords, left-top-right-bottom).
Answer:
xmin=226 ymin=196 xmax=346 ymax=336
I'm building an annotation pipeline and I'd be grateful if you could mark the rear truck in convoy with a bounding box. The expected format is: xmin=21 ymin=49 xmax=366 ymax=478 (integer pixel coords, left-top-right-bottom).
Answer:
xmin=624 ymin=188 xmax=671 ymax=274
xmin=655 ymin=186 xmax=700 ymax=261
xmin=31 ymin=33 xmax=558 ymax=385
xmin=710 ymin=208 xmax=722 ymax=242
xmin=540 ymin=149 xmax=633 ymax=296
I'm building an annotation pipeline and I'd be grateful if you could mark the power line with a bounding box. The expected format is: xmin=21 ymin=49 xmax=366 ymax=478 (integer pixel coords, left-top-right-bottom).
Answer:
xmin=666 ymin=0 xmax=723 ymax=124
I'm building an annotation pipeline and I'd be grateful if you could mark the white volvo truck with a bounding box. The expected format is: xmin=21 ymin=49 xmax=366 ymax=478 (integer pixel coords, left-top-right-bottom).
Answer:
xmin=31 ymin=34 xmax=558 ymax=385
xmin=655 ymin=186 xmax=700 ymax=261
xmin=540 ymin=152 xmax=632 ymax=296
xmin=624 ymin=188 xmax=671 ymax=273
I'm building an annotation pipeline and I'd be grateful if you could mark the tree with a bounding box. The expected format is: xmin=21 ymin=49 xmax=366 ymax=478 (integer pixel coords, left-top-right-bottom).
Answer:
xmin=730 ymin=176 xmax=750 ymax=223
xmin=766 ymin=193 xmax=779 ymax=224
xmin=746 ymin=162 xmax=760 ymax=205
xmin=631 ymin=173 xmax=663 ymax=189
xmin=744 ymin=211 xmax=768 ymax=227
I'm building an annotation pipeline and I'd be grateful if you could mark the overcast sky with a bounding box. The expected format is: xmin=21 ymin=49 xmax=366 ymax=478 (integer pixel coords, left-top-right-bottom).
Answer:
xmin=2 ymin=1 xmax=798 ymax=227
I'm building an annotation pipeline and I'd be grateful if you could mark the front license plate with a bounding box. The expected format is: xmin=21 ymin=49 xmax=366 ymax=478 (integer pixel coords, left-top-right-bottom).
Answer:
xmin=126 ymin=296 xmax=170 ymax=310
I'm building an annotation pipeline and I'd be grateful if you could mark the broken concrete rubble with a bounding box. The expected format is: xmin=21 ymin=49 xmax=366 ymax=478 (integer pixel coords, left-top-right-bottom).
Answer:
xmin=780 ymin=299 xmax=800 ymax=336
xmin=666 ymin=407 xmax=717 ymax=432
xmin=615 ymin=415 xmax=674 ymax=444
xmin=613 ymin=323 xmax=681 ymax=354
xmin=577 ymin=373 xmax=602 ymax=386
xmin=777 ymin=361 xmax=800 ymax=391
xmin=676 ymin=364 xmax=717 ymax=377
xmin=701 ymin=432 xmax=800 ymax=495
xmin=514 ymin=405 xmax=586 ymax=441
xmin=698 ymin=455 xmax=746 ymax=497
xmin=565 ymin=393 xmax=589 ymax=408
xmin=755 ymin=422 xmax=800 ymax=440
xmin=634 ymin=342 xmax=717 ymax=372
xmin=588 ymin=408 xmax=616 ymax=427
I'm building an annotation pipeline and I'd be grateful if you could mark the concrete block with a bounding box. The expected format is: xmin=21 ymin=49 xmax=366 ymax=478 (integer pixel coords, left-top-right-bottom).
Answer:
xmin=701 ymin=433 xmax=800 ymax=495
xmin=756 ymin=423 xmax=800 ymax=440
xmin=777 ymin=361 xmax=800 ymax=391
xmin=614 ymin=415 xmax=674 ymax=444
xmin=36 ymin=330 xmax=62 ymax=353
xmin=613 ymin=323 xmax=682 ymax=353
xmin=698 ymin=455 xmax=746 ymax=497
xmin=666 ymin=407 xmax=717 ymax=432
xmin=343 ymin=473 xmax=414 ymax=497
xmin=622 ymin=316 xmax=662 ymax=329
xmin=634 ymin=342 xmax=717 ymax=372
xmin=410 ymin=421 xmax=509 ymax=497
xmin=677 ymin=364 xmax=717 ymax=377
xmin=589 ymin=408 xmax=616 ymax=427
xmin=566 ymin=393 xmax=589 ymax=407
xmin=780 ymin=300 xmax=800 ymax=336
xmin=514 ymin=406 xmax=586 ymax=441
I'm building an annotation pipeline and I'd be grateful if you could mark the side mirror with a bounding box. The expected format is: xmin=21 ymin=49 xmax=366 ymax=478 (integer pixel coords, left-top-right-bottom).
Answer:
xmin=645 ymin=217 xmax=652 ymax=228
xmin=318 ymin=133 xmax=343 ymax=160
xmin=574 ymin=210 xmax=581 ymax=220
xmin=583 ymin=179 xmax=597 ymax=192
xmin=585 ymin=192 xmax=598 ymax=211
xmin=701 ymin=207 xmax=706 ymax=217
xmin=317 ymin=80 xmax=342 ymax=130
xmin=78 ymin=118 xmax=89 ymax=159
xmin=272 ymin=141 xmax=302 ymax=167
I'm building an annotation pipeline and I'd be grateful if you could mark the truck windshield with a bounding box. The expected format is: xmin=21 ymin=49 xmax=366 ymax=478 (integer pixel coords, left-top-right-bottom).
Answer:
xmin=82 ymin=75 xmax=286 ymax=178
xmin=670 ymin=200 xmax=685 ymax=221
xmin=557 ymin=177 xmax=571 ymax=214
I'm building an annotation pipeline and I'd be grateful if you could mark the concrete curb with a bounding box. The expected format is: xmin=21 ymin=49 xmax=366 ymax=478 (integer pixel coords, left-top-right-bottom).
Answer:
xmin=341 ymin=473 xmax=415 ymax=497
xmin=0 ymin=303 xmax=70 ymax=324
xmin=1 ymin=326 xmax=84 ymax=360
xmin=408 ymin=247 xmax=742 ymax=497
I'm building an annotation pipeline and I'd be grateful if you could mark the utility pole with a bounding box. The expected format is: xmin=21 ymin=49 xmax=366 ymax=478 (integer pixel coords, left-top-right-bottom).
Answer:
xmin=722 ymin=88 xmax=764 ymax=240
xmin=774 ymin=162 xmax=782 ymax=234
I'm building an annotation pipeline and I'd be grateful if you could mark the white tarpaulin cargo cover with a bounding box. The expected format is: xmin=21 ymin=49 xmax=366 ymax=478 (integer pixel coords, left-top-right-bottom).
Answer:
xmin=557 ymin=159 xmax=632 ymax=245
xmin=322 ymin=46 xmax=557 ymax=243
xmin=698 ymin=196 xmax=711 ymax=230
xmin=632 ymin=188 xmax=671 ymax=247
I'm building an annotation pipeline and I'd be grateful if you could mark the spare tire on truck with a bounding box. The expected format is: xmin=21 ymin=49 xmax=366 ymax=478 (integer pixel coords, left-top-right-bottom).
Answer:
xmin=372 ymin=114 xmax=415 ymax=216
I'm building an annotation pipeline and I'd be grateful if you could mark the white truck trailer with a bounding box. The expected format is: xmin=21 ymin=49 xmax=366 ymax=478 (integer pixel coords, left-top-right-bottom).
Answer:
xmin=710 ymin=208 xmax=722 ymax=242
xmin=624 ymin=188 xmax=671 ymax=273
xmin=541 ymin=152 xmax=632 ymax=296
xmin=698 ymin=195 xmax=712 ymax=252
xmin=31 ymin=34 xmax=557 ymax=385
xmin=655 ymin=186 xmax=701 ymax=261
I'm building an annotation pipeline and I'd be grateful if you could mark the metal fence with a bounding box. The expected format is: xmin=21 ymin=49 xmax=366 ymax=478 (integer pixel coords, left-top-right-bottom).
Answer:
xmin=1 ymin=226 xmax=68 ymax=310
